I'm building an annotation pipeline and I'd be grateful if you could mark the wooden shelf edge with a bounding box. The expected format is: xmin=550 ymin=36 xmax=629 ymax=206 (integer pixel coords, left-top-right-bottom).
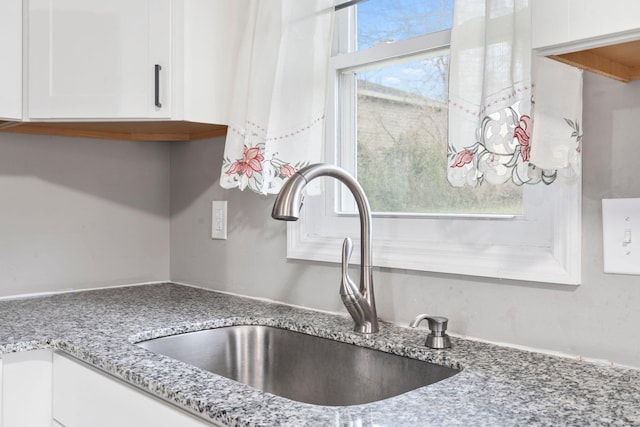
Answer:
xmin=0 ymin=120 xmax=228 ymax=142
xmin=550 ymin=52 xmax=632 ymax=82
xmin=548 ymin=39 xmax=640 ymax=83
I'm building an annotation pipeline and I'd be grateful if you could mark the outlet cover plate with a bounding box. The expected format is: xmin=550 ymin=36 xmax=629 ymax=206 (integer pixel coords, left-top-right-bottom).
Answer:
xmin=602 ymin=198 xmax=640 ymax=274
xmin=211 ymin=201 xmax=227 ymax=240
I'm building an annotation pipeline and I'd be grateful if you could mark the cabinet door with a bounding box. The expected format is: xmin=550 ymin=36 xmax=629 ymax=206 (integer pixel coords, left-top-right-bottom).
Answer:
xmin=568 ymin=0 xmax=640 ymax=44
xmin=0 ymin=0 xmax=23 ymax=120
xmin=53 ymin=353 xmax=218 ymax=427
xmin=533 ymin=0 xmax=640 ymax=51
xmin=1 ymin=350 xmax=53 ymax=427
xmin=28 ymin=0 xmax=171 ymax=120
xmin=0 ymin=357 xmax=2 ymax=422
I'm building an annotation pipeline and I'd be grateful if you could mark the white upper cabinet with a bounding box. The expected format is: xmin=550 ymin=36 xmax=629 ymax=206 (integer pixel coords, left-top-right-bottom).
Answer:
xmin=0 ymin=0 xmax=23 ymax=120
xmin=28 ymin=0 xmax=172 ymax=119
xmin=0 ymin=0 xmax=241 ymax=140
xmin=532 ymin=0 xmax=640 ymax=53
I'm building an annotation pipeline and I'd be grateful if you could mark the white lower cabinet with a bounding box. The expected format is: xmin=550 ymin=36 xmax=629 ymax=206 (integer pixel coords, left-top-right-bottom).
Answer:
xmin=53 ymin=353 xmax=218 ymax=427
xmin=0 ymin=350 xmax=53 ymax=427
xmin=1 ymin=351 xmax=222 ymax=427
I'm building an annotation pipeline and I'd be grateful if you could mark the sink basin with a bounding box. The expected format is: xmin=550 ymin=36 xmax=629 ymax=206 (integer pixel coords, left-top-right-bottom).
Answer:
xmin=137 ymin=325 xmax=459 ymax=406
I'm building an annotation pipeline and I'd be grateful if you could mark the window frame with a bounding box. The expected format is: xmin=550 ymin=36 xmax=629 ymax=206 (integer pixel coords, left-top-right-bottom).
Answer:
xmin=282 ymin=3 xmax=581 ymax=285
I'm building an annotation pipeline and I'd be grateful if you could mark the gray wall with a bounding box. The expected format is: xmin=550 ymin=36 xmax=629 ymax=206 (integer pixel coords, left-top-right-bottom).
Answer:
xmin=0 ymin=72 xmax=636 ymax=367
xmin=170 ymin=71 xmax=640 ymax=368
xmin=0 ymin=133 xmax=170 ymax=297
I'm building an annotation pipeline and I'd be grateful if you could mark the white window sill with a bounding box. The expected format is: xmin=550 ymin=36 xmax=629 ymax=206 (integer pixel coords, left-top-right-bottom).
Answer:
xmin=285 ymin=176 xmax=581 ymax=285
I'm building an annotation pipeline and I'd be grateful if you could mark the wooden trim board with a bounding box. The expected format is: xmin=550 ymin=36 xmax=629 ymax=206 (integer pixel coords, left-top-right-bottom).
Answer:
xmin=550 ymin=39 xmax=640 ymax=83
xmin=0 ymin=120 xmax=228 ymax=142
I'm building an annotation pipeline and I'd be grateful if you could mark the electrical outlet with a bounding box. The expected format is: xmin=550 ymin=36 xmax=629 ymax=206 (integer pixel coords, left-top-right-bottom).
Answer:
xmin=211 ymin=201 xmax=227 ymax=240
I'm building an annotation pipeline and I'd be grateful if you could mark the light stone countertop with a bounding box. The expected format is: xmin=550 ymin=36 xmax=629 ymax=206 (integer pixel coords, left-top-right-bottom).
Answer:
xmin=0 ymin=282 xmax=639 ymax=426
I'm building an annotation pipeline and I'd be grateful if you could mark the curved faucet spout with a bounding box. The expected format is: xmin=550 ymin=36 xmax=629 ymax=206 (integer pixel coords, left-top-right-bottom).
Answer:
xmin=271 ymin=163 xmax=379 ymax=333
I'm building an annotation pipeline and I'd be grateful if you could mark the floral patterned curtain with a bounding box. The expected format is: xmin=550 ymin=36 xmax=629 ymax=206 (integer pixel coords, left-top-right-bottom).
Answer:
xmin=447 ymin=0 xmax=582 ymax=187
xmin=529 ymin=56 xmax=583 ymax=176
xmin=219 ymin=0 xmax=335 ymax=195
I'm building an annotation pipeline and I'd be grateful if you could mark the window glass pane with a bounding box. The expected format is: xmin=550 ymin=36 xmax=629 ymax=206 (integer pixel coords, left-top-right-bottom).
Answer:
xmin=352 ymin=53 xmax=524 ymax=215
xmin=356 ymin=0 xmax=454 ymax=51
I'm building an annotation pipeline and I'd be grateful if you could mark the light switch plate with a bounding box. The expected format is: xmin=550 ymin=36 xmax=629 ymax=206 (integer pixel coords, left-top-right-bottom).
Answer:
xmin=211 ymin=201 xmax=227 ymax=240
xmin=602 ymin=198 xmax=640 ymax=274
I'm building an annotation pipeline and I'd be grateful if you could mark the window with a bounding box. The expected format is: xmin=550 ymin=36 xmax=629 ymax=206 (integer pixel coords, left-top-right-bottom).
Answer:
xmin=284 ymin=0 xmax=581 ymax=285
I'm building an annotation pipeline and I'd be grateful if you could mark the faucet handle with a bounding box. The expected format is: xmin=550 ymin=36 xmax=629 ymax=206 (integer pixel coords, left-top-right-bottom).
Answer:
xmin=340 ymin=238 xmax=373 ymax=331
xmin=410 ymin=314 xmax=451 ymax=349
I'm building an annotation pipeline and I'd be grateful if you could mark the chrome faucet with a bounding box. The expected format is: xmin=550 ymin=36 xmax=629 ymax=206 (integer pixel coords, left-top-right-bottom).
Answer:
xmin=271 ymin=163 xmax=379 ymax=333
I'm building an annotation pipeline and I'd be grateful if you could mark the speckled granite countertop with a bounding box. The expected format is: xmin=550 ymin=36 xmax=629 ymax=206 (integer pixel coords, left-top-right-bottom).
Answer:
xmin=0 ymin=282 xmax=639 ymax=426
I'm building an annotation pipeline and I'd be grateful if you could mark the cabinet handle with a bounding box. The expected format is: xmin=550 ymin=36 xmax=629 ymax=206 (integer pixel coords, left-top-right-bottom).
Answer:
xmin=154 ymin=64 xmax=162 ymax=108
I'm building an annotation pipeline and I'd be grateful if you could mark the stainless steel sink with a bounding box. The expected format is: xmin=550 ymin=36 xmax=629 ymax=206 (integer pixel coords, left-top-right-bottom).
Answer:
xmin=137 ymin=325 xmax=459 ymax=406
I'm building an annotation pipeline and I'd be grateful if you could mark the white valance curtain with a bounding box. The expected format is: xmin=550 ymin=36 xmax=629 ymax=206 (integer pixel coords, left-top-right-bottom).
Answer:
xmin=219 ymin=0 xmax=334 ymax=195
xmin=447 ymin=0 xmax=583 ymax=187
